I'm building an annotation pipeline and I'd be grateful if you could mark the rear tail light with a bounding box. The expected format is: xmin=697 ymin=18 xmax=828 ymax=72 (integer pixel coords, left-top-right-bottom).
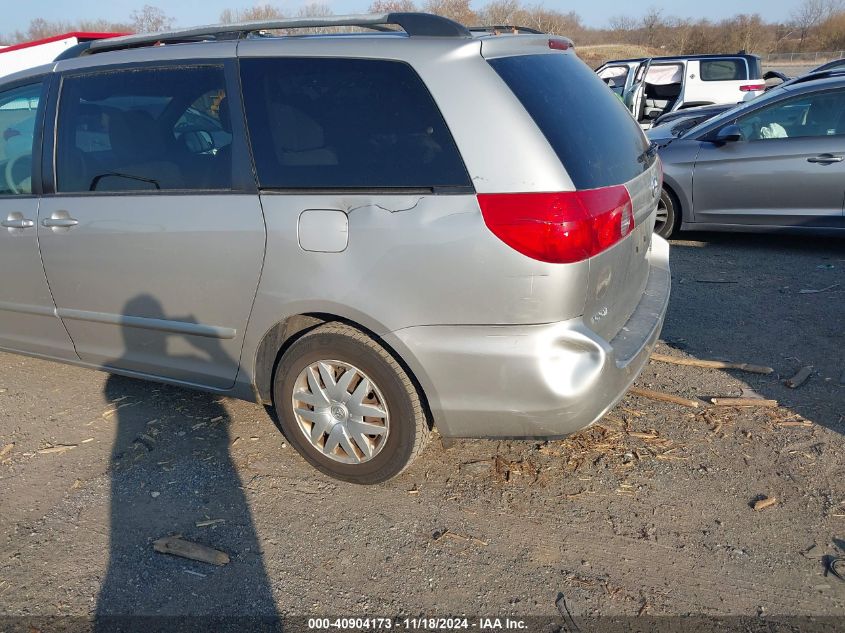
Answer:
xmin=740 ymin=83 xmax=765 ymax=92
xmin=548 ymin=38 xmax=572 ymax=51
xmin=477 ymin=187 xmax=635 ymax=264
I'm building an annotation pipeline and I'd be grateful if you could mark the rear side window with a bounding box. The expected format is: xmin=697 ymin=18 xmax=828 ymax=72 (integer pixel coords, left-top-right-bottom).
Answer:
xmin=488 ymin=53 xmax=650 ymax=189
xmin=0 ymin=81 xmax=42 ymax=196
xmin=700 ymin=59 xmax=746 ymax=81
xmin=240 ymin=58 xmax=470 ymax=190
xmin=56 ymin=65 xmax=232 ymax=193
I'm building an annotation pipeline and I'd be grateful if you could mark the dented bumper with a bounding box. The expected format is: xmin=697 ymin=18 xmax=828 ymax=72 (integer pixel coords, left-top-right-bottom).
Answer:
xmin=384 ymin=236 xmax=671 ymax=438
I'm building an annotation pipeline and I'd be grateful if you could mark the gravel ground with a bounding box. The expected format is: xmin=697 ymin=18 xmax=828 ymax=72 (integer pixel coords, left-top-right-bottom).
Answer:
xmin=0 ymin=231 xmax=844 ymax=631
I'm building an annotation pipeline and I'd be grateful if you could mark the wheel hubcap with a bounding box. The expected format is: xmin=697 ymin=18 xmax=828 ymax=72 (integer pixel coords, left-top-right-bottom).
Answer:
xmin=291 ymin=360 xmax=389 ymax=464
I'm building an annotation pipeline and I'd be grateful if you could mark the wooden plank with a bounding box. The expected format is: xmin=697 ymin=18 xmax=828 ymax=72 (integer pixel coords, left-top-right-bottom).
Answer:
xmin=650 ymin=353 xmax=773 ymax=375
xmin=710 ymin=397 xmax=778 ymax=408
xmin=627 ymin=386 xmax=700 ymax=408
xmin=153 ymin=537 xmax=230 ymax=566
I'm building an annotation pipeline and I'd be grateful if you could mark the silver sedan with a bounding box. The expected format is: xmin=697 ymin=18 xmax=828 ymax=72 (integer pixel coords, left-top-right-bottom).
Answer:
xmin=649 ymin=74 xmax=845 ymax=237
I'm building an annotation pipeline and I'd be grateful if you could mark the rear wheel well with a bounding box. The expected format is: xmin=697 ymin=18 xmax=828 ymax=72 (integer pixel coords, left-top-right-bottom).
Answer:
xmin=253 ymin=313 xmax=433 ymax=430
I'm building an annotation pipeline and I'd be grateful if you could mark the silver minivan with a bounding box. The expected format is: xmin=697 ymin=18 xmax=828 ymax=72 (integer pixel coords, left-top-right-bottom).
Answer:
xmin=0 ymin=13 xmax=670 ymax=483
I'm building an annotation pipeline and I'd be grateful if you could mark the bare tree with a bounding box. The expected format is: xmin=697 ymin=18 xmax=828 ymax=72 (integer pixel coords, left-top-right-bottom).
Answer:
xmin=479 ymin=0 xmax=521 ymax=25
xmin=369 ymin=0 xmax=417 ymax=12
xmin=130 ymin=5 xmax=173 ymax=33
xmin=790 ymin=0 xmax=842 ymax=49
xmin=296 ymin=3 xmax=335 ymax=33
xmin=220 ymin=5 xmax=284 ymax=23
xmin=608 ymin=15 xmax=637 ymax=31
xmin=421 ymin=0 xmax=476 ymax=25
xmin=640 ymin=6 xmax=665 ymax=47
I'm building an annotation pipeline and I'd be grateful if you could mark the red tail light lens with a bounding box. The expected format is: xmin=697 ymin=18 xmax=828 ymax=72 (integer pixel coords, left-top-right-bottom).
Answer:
xmin=477 ymin=187 xmax=635 ymax=264
xmin=740 ymin=84 xmax=765 ymax=92
xmin=548 ymin=38 xmax=572 ymax=51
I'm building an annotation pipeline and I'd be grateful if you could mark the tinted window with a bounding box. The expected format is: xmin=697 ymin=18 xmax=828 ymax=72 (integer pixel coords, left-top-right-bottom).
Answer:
xmin=56 ymin=66 xmax=232 ymax=193
xmin=489 ymin=54 xmax=650 ymax=189
xmin=700 ymin=59 xmax=746 ymax=81
xmin=240 ymin=58 xmax=470 ymax=190
xmin=0 ymin=82 xmax=42 ymax=196
xmin=736 ymin=89 xmax=845 ymax=140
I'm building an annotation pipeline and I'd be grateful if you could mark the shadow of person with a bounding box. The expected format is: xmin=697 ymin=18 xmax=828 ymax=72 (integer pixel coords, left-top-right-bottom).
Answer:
xmin=94 ymin=295 xmax=280 ymax=632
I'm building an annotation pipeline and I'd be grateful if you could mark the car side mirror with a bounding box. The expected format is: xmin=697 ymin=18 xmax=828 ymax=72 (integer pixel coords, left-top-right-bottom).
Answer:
xmin=714 ymin=124 xmax=744 ymax=143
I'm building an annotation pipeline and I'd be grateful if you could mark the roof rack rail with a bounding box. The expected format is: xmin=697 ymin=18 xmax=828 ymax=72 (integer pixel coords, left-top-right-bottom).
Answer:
xmin=83 ymin=12 xmax=471 ymax=56
xmin=468 ymin=25 xmax=542 ymax=35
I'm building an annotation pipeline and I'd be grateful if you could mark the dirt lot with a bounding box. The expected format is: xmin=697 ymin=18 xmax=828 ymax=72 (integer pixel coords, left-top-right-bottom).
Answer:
xmin=1 ymin=232 xmax=844 ymax=631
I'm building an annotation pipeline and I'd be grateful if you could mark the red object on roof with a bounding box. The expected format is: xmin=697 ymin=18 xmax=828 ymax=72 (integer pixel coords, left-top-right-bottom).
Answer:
xmin=0 ymin=32 xmax=130 ymax=54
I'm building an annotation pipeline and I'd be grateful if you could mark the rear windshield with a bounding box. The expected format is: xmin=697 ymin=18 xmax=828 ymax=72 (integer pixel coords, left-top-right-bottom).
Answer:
xmin=488 ymin=53 xmax=650 ymax=190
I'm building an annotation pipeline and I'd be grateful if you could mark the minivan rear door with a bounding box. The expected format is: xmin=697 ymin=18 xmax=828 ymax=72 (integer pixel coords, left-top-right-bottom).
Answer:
xmin=486 ymin=50 xmax=661 ymax=342
xmin=38 ymin=56 xmax=265 ymax=389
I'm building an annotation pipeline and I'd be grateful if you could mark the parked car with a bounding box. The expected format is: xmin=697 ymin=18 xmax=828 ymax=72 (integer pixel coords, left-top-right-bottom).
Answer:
xmin=0 ymin=13 xmax=669 ymax=483
xmin=652 ymin=102 xmax=736 ymax=129
xmin=597 ymin=53 xmax=765 ymax=126
xmin=648 ymin=74 xmax=845 ymax=237
xmin=651 ymin=67 xmax=845 ymax=135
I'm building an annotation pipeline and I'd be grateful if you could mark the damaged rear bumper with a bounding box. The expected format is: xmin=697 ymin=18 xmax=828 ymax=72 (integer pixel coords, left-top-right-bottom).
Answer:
xmin=383 ymin=236 xmax=671 ymax=438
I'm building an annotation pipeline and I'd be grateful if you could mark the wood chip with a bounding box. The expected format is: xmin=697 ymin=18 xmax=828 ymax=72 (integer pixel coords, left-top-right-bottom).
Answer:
xmin=710 ymin=397 xmax=778 ymax=408
xmin=195 ymin=519 xmax=226 ymax=528
xmin=435 ymin=529 xmax=488 ymax=547
xmin=753 ymin=496 xmax=778 ymax=511
xmin=628 ymin=431 xmax=659 ymax=440
xmin=628 ymin=386 xmax=700 ymax=408
xmin=777 ymin=420 xmax=813 ymax=428
xmin=37 ymin=444 xmax=78 ymax=455
xmin=0 ymin=443 xmax=14 ymax=459
xmin=799 ymin=283 xmax=839 ymax=294
xmin=784 ymin=366 xmax=813 ymax=389
xmin=153 ymin=536 xmax=230 ymax=566
xmin=650 ymin=353 xmax=773 ymax=375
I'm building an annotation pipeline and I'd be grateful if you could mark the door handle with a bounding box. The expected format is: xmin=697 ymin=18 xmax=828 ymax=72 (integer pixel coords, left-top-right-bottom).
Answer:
xmin=807 ymin=154 xmax=844 ymax=164
xmin=1 ymin=218 xmax=34 ymax=229
xmin=42 ymin=218 xmax=79 ymax=228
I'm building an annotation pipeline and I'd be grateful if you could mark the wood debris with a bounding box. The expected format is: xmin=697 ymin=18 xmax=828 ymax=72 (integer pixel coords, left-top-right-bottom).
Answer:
xmin=650 ymin=353 xmax=773 ymax=375
xmin=0 ymin=443 xmax=14 ymax=459
xmin=433 ymin=529 xmax=487 ymax=547
xmin=628 ymin=386 xmax=700 ymax=408
xmin=753 ymin=496 xmax=778 ymax=511
xmin=37 ymin=444 xmax=77 ymax=455
xmin=784 ymin=366 xmax=813 ymax=389
xmin=798 ymin=283 xmax=839 ymax=294
xmin=153 ymin=536 xmax=230 ymax=566
xmin=195 ymin=519 xmax=225 ymax=528
xmin=710 ymin=397 xmax=778 ymax=408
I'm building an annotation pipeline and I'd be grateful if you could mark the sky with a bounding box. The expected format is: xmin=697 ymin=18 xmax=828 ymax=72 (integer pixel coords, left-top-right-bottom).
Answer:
xmin=5 ymin=0 xmax=799 ymax=33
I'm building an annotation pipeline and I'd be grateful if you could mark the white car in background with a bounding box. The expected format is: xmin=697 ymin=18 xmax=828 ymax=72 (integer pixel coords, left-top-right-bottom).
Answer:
xmin=597 ymin=53 xmax=765 ymax=127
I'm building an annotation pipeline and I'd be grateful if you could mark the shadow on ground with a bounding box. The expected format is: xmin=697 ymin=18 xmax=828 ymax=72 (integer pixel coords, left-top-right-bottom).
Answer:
xmin=94 ymin=295 xmax=281 ymax=632
xmin=663 ymin=231 xmax=844 ymax=434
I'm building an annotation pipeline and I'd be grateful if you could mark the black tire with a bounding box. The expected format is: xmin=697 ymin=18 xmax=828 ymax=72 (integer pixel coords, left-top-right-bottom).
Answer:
xmin=655 ymin=188 xmax=678 ymax=239
xmin=272 ymin=322 xmax=429 ymax=484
